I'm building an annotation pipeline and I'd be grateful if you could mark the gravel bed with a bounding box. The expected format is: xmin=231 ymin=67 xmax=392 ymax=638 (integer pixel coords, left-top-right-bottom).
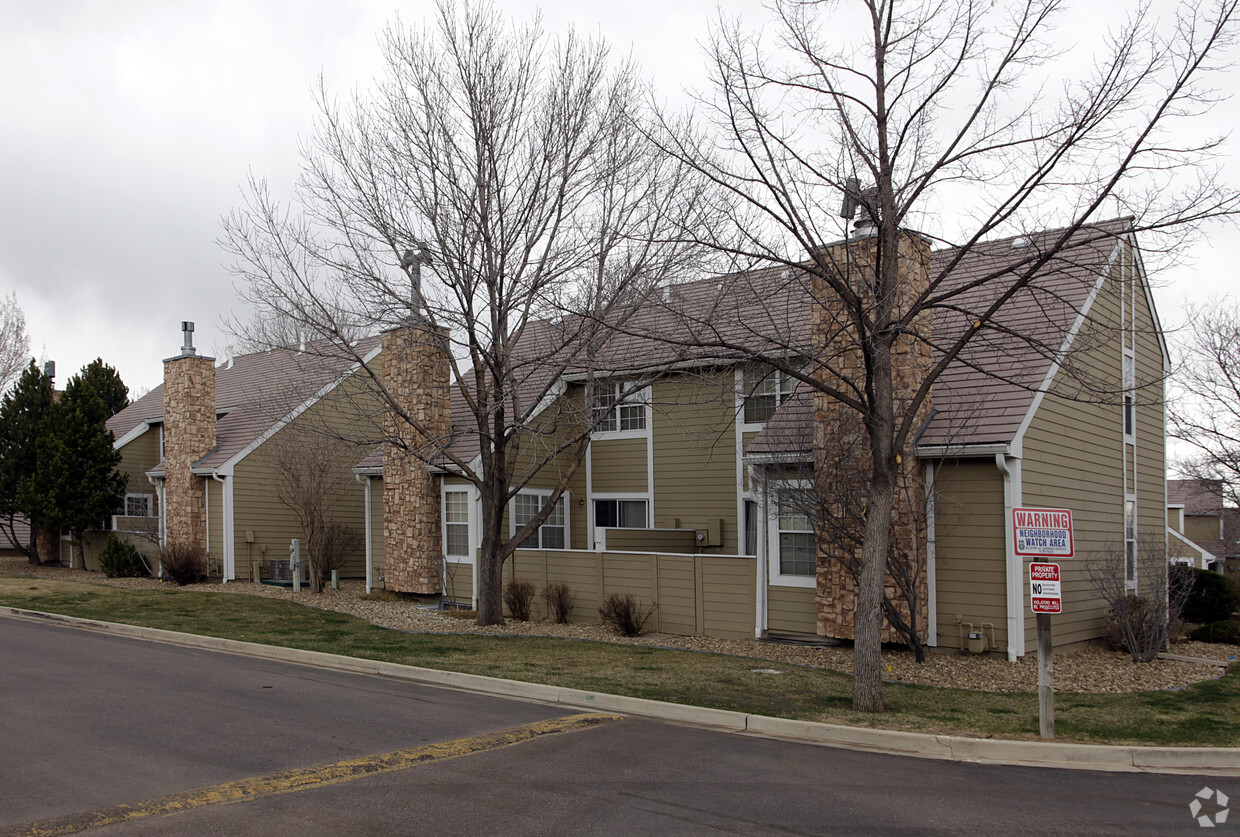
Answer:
xmin=4 ymin=557 xmax=1236 ymax=694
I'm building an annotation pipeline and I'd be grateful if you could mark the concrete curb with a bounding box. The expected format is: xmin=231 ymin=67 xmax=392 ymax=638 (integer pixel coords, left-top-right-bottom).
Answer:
xmin=7 ymin=606 xmax=1239 ymax=775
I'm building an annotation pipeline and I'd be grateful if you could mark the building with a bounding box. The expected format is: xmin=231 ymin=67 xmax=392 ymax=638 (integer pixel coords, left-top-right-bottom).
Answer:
xmin=102 ymin=218 xmax=1166 ymax=657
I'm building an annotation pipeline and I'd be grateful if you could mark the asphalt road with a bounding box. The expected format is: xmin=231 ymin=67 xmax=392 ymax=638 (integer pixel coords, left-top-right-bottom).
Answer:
xmin=0 ymin=615 xmax=1231 ymax=835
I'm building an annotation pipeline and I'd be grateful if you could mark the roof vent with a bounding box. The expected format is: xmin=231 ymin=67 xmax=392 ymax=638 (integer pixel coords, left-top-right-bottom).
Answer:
xmin=1011 ymin=236 xmax=1032 ymax=249
xmin=42 ymin=360 xmax=55 ymax=380
xmin=180 ymin=321 xmax=197 ymax=357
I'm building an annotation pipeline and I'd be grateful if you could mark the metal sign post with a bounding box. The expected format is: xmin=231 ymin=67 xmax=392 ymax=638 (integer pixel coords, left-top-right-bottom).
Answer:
xmin=1014 ymin=508 xmax=1073 ymax=741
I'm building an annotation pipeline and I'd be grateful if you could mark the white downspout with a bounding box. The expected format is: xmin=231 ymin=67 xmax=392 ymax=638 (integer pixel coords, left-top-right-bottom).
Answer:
xmin=357 ymin=473 xmax=373 ymax=594
xmin=750 ymin=465 xmax=767 ymax=639
xmin=995 ymin=453 xmax=1025 ymax=660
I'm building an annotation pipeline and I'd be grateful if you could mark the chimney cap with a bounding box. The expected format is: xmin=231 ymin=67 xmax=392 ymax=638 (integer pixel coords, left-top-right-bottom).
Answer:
xmin=164 ymin=320 xmax=215 ymax=363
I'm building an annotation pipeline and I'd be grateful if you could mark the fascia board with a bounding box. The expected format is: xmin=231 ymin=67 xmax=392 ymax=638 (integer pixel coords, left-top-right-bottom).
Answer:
xmin=113 ymin=421 xmax=153 ymax=450
xmin=915 ymin=442 xmax=1011 ymax=459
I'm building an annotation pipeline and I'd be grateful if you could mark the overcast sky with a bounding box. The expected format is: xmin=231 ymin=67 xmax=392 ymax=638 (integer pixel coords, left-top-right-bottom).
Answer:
xmin=2 ymin=0 xmax=1237 ymax=397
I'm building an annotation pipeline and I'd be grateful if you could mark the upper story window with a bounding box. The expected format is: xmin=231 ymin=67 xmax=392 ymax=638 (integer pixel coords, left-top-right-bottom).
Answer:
xmin=125 ymin=494 xmax=154 ymax=518
xmin=1122 ymin=350 xmax=1135 ymax=440
xmin=591 ymin=382 xmax=647 ymax=434
xmin=742 ymin=367 xmax=798 ymax=425
xmin=513 ymin=491 xmax=567 ymax=550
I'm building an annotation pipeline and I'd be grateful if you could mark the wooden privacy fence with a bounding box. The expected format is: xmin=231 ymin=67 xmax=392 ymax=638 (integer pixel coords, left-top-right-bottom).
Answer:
xmin=506 ymin=549 xmax=757 ymax=640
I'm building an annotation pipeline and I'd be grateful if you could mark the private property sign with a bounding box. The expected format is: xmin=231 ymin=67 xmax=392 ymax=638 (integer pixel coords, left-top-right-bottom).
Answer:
xmin=1030 ymin=563 xmax=1062 ymax=614
xmin=1013 ymin=507 xmax=1074 ymax=558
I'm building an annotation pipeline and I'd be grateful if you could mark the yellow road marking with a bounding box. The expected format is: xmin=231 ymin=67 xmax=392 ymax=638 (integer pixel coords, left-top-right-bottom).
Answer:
xmin=3 ymin=712 xmax=621 ymax=837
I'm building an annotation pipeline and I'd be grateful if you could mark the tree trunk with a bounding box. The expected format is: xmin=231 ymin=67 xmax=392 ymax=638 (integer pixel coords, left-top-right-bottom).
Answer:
xmin=476 ymin=549 xmax=506 ymax=625
xmin=853 ymin=466 xmax=895 ymax=713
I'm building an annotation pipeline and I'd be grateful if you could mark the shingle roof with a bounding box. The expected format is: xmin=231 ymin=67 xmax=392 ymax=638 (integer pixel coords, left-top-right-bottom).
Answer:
xmin=108 ymin=337 xmax=381 ymax=475
xmin=748 ymin=218 xmax=1134 ymax=457
xmin=1168 ymin=479 xmax=1224 ymax=516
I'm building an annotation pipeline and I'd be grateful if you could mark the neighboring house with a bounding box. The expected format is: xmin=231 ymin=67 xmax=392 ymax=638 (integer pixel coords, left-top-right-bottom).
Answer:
xmin=354 ymin=217 xmax=1166 ymax=657
xmin=94 ymin=326 xmax=381 ymax=580
xmin=0 ymin=516 xmax=30 ymax=560
xmin=1167 ymin=478 xmax=1228 ymax=572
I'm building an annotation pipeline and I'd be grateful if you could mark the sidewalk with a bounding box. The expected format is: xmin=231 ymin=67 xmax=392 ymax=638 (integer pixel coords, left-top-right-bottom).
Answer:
xmin=6 ymin=605 xmax=1239 ymax=776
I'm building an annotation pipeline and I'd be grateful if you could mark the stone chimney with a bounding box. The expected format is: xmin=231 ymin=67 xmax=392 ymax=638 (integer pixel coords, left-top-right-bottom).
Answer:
xmin=162 ymin=322 xmax=216 ymax=550
xmin=382 ymin=322 xmax=451 ymax=594
xmin=811 ymin=231 xmax=932 ymax=643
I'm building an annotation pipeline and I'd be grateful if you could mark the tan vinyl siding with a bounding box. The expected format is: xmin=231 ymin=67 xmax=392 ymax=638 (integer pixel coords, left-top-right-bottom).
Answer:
xmin=508 ymin=548 xmax=756 ymax=639
xmin=206 ymin=477 xmax=224 ymax=577
xmin=767 ymin=586 xmax=817 ymax=634
xmin=82 ymin=428 xmax=164 ymax=572
xmin=1019 ymin=240 xmax=1167 ymax=649
xmin=1185 ymin=515 xmax=1221 ymax=545
xmin=443 ymin=560 xmax=472 ymax=602
xmin=651 ymin=375 xmax=740 ymax=551
xmin=602 ymin=528 xmax=696 ymax=553
xmin=589 ymin=437 xmax=648 ymax=494
xmin=932 ymin=460 xmax=1007 ymax=651
xmin=230 ymin=382 xmax=373 ymax=581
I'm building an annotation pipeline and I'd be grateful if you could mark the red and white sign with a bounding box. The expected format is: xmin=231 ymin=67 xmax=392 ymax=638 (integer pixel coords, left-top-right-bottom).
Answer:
xmin=1013 ymin=507 xmax=1074 ymax=558
xmin=1030 ymin=562 xmax=1062 ymax=614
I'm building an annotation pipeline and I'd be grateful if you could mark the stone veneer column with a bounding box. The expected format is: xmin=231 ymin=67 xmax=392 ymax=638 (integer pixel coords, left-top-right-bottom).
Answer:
xmin=382 ymin=323 xmax=451 ymax=594
xmin=163 ymin=333 xmax=216 ymax=551
xmin=812 ymin=231 xmax=932 ymax=643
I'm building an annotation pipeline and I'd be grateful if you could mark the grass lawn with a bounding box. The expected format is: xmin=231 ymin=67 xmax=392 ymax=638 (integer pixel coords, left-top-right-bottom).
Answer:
xmin=1 ymin=577 xmax=1235 ymax=747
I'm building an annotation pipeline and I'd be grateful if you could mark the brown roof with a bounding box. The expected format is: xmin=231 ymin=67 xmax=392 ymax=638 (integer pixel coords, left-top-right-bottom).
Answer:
xmin=108 ymin=337 xmax=381 ymax=475
xmin=1168 ymin=479 xmax=1224 ymax=516
xmin=748 ymin=218 xmax=1134 ymax=457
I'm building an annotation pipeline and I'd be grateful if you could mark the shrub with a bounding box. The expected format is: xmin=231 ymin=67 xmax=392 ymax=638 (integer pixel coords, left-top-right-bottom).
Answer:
xmin=599 ymin=593 xmax=656 ymax=636
xmin=1103 ymin=594 xmax=1168 ymax=661
xmin=503 ymin=579 xmax=536 ymax=621
xmin=542 ymin=581 xmax=575 ymax=624
xmin=160 ymin=541 xmax=208 ymax=586
xmin=98 ymin=534 xmax=149 ymax=578
xmin=1174 ymin=566 xmax=1240 ymax=624
xmin=1189 ymin=620 xmax=1240 ymax=645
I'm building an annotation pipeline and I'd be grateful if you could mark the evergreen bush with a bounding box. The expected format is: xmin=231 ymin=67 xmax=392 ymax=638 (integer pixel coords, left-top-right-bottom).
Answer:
xmin=1174 ymin=566 xmax=1240 ymax=624
xmin=98 ymin=533 xmax=148 ymax=578
xmin=1189 ymin=620 xmax=1240 ymax=645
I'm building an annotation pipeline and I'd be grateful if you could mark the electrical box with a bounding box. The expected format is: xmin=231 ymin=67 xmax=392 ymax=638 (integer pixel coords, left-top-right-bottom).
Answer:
xmin=244 ymin=529 xmax=255 ymax=543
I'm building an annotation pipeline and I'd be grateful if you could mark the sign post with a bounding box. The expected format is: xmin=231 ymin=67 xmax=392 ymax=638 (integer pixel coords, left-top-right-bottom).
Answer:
xmin=1013 ymin=508 xmax=1074 ymax=740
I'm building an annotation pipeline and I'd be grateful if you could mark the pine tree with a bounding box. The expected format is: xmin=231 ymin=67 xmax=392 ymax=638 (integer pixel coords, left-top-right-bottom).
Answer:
xmin=78 ymin=358 xmax=128 ymax=418
xmin=0 ymin=362 xmax=54 ymax=562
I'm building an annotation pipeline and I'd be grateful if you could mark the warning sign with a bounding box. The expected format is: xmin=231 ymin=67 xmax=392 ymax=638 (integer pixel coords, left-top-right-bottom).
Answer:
xmin=1030 ymin=562 xmax=1062 ymax=613
xmin=1013 ymin=507 xmax=1074 ymax=558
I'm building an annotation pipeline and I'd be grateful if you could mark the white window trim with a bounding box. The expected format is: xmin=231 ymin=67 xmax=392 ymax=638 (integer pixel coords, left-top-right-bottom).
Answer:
xmin=590 ymin=492 xmax=650 ymax=549
xmin=737 ymin=366 xmax=798 ymax=432
xmin=509 ymin=488 xmax=571 ymax=550
xmin=1124 ymin=493 xmax=1138 ymax=592
xmin=442 ymin=486 xmax=473 ymax=562
xmin=1122 ymin=348 xmax=1136 ymax=443
xmin=123 ymin=493 xmax=155 ymax=518
xmin=590 ymin=383 xmax=651 ymax=440
xmin=766 ymin=479 xmax=816 ymax=588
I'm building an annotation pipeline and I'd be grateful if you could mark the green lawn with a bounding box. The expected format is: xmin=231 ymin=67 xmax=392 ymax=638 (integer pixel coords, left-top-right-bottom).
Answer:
xmin=2 ymin=577 xmax=1235 ymax=747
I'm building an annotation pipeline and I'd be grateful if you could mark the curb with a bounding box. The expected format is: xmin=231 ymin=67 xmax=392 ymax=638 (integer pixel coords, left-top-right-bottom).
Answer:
xmin=6 ymin=607 xmax=1239 ymax=775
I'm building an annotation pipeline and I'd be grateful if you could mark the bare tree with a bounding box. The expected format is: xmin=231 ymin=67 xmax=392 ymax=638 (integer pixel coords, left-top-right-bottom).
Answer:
xmin=1086 ymin=535 xmax=1194 ymax=662
xmin=222 ymin=1 xmax=701 ymax=623
xmin=646 ymin=0 xmax=1239 ymax=711
xmin=0 ymin=292 xmax=31 ymax=395
xmin=266 ymin=426 xmax=364 ymax=594
xmin=1170 ymin=298 xmax=1240 ymax=506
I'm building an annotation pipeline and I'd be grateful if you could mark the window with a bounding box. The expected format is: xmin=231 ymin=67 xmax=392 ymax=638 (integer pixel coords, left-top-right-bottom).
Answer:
xmin=1124 ymin=496 xmax=1137 ymax=590
xmin=594 ymin=498 xmax=648 ymax=529
xmin=513 ymin=492 xmax=566 ymax=549
xmin=591 ymin=382 xmax=646 ymax=433
xmin=742 ymin=367 xmax=797 ymax=424
xmin=125 ymin=494 xmax=153 ymax=518
xmin=1122 ymin=351 xmax=1135 ymax=439
xmin=775 ymin=490 xmax=815 ymax=577
xmin=743 ymin=499 xmax=758 ymax=556
xmin=443 ymin=490 xmax=470 ymax=558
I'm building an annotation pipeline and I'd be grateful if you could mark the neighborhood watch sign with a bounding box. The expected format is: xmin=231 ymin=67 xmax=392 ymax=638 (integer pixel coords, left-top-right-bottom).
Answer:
xmin=1012 ymin=508 xmax=1075 ymax=558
